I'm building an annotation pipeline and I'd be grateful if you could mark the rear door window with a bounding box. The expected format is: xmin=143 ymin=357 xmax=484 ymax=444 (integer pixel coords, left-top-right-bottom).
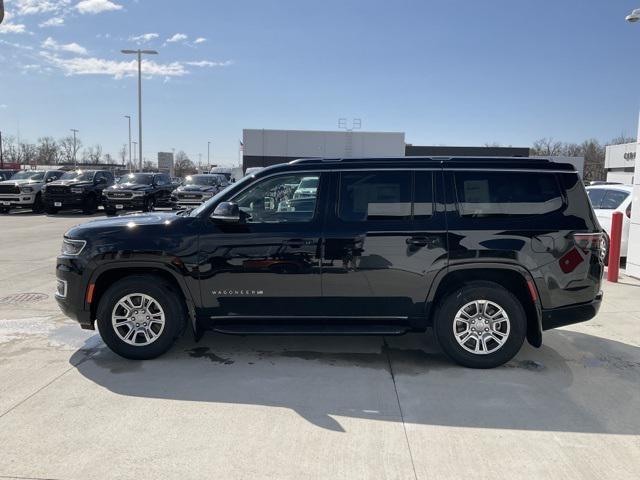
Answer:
xmin=338 ymin=171 xmax=411 ymax=222
xmin=599 ymin=190 xmax=629 ymax=210
xmin=455 ymin=171 xmax=563 ymax=217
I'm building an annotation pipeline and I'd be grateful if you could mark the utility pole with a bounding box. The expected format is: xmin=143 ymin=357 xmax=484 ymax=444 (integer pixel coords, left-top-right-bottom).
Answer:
xmin=71 ymin=129 xmax=79 ymax=167
xmin=124 ymin=115 xmax=132 ymax=169
xmin=121 ymin=49 xmax=158 ymax=172
xmin=132 ymin=141 xmax=137 ymax=172
xmin=207 ymin=141 xmax=211 ymax=167
xmin=0 ymin=130 xmax=4 ymax=169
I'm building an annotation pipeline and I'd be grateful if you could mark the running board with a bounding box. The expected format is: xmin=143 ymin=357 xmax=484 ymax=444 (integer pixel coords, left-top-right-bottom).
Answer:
xmin=211 ymin=323 xmax=410 ymax=336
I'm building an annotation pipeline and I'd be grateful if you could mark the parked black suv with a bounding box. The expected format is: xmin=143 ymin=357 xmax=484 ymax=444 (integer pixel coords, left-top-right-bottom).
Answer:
xmin=44 ymin=170 xmax=115 ymax=214
xmin=171 ymin=173 xmax=229 ymax=209
xmin=56 ymin=157 xmax=604 ymax=368
xmin=103 ymin=172 xmax=174 ymax=215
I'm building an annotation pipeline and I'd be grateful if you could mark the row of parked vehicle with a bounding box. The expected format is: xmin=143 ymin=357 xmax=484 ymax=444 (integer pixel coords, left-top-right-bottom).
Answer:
xmin=0 ymin=168 xmax=232 ymax=215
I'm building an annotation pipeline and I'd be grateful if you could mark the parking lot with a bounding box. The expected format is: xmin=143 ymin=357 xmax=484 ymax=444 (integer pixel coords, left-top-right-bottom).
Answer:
xmin=0 ymin=211 xmax=638 ymax=480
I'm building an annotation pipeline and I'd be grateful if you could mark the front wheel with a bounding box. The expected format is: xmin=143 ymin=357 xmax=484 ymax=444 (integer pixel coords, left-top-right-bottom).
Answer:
xmin=96 ymin=276 xmax=186 ymax=360
xmin=32 ymin=193 xmax=44 ymax=213
xmin=433 ymin=281 xmax=526 ymax=369
xmin=142 ymin=196 xmax=155 ymax=212
xmin=82 ymin=194 xmax=97 ymax=215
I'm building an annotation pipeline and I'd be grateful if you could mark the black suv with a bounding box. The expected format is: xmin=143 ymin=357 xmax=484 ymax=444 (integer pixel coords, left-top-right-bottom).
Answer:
xmin=44 ymin=170 xmax=115 ymax=214
xmin=103 ymin=172 xmax=174 ymax=215
xmin=171 ymin=173 xmax=229 ymax=209
xmin=55 ymin=157 xmax=604 ymax=368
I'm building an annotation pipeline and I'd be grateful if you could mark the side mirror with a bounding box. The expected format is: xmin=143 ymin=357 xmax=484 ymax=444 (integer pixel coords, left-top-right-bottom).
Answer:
xmin=211 ymin=201 xmax=240 ymax=222
xmin=46 ymin=177 xmax=54 ymax=183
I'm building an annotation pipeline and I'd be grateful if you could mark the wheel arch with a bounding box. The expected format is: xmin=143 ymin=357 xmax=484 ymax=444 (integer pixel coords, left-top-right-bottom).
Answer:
xmin=425 ymin=263 xmax=543 ymax=348
xmin=87 ymin=262 xmax=197 ymax=334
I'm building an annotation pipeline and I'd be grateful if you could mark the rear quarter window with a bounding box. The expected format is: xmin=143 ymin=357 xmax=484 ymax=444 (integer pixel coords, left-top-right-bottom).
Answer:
xmin=455 ymin=171 xmax=563 ymax=217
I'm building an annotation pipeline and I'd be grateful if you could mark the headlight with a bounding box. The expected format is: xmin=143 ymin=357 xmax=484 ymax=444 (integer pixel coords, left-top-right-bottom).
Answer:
xmin=131 ymin=191 xmax=145 ymax=197
xmin=61 ymin=238 xmax=87 ymax=256
xmin=21 ymin=187 xmax=34 ymax=193
xmin=71 ymin=188 xmax=84 ymax=194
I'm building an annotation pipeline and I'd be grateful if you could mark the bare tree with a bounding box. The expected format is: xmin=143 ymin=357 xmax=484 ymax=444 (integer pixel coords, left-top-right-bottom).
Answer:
xmin=20 ymin=142 xmax=37 ymax=166
xmin=1 ymin=135 xmax=21 ymax=164
xmin=142 ymin=160 xmax=155 ymax=171
xmin=103 ymin=153 xmax=114 ymax=164
xmin=118 ymin=145 xmax=127 ymax=166
xmin=59 ymin=135 xmax=82 ymax=164
xmin=36 ymin=137 xmax=58 ymax=165
xmin=83 ymin=144 xmax=103 ymax=164
xmin=174 ymin=150 xmax=196 ymax=177
xmin=531 ymin=138 xmax=563 ymax=156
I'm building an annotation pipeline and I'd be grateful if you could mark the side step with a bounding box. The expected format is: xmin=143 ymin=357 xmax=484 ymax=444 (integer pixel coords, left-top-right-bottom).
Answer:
xmin=211 ymin=323 xmax=410 ymax=336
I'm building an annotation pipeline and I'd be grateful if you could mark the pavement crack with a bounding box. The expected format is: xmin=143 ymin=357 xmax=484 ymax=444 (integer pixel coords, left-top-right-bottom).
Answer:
xmin=383 ymin=338 xmax=419 ymax=480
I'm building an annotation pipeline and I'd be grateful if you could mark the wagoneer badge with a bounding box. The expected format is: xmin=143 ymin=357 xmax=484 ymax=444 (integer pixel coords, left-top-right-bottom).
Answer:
xmin=212 ymin=290 xmax=264 ymax=296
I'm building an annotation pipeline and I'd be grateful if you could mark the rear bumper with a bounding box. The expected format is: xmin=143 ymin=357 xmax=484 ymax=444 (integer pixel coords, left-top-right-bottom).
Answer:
xmin=541 ymin=291 xmax=603 ymax=330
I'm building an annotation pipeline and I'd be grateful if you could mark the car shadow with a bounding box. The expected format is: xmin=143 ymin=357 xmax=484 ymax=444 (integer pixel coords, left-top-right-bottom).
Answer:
xmin=69 ymin=329 xmax=640 ymax=435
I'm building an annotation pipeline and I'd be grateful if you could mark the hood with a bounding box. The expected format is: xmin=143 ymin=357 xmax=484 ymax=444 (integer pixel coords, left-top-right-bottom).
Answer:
xmin=178 ymin=185 xmax=218 ymax=193
xmin=105 ymin=183 xmax=151 ymax=192
xmin=48 ymin=179 xmax=93 ymax=187
xmin=66 ymin=211 xmax=183 ymax=236
xmin=0 ymin=179 xmax=42 ymax=186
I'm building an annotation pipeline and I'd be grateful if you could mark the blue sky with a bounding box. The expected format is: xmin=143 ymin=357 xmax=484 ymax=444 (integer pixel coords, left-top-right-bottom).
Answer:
xmin=1 ymin=0 xmax=640 ymax=166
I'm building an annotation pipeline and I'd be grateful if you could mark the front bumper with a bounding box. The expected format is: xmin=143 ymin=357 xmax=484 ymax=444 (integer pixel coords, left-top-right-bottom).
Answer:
xmin=55 ymin=258 xmax=94 ymax=329
xmin=0 ymin=193 xmax=36 ymax=207
xmin=44 ymin=193 xmax=86 ymax=209
xmin=541 ymin=291 xmax=603 ymax=330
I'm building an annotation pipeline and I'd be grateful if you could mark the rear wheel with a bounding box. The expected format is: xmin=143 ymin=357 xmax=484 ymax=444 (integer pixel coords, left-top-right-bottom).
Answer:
xmin=96 ymin=275 xmax=186 ymax=360
xmin=601 ymin=233 xmax=610 ymax=266
xmin=0 ymin=207 xmax=9 ymax=214
xmin=433 ymin=281 xmax=526 ymax=368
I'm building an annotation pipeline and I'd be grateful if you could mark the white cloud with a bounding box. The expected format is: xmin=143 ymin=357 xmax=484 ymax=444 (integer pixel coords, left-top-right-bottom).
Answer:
xmin=12 ymin=0 xmax=70 ymax=16
xmin=39 ymin=17 xmax=65 ymax=27
xmin=166 ymin=33 xmax=188 ymax=43
xmin=194 ymin=37 xmax=207 ymax=44
xmin=40 ymin=52 xmax=189 ymax=79
xmin=184 ymin=60 xmax=233 ymax=68
xmin=75 ymin=0 xmax=123 ymax=15
xmin=0 ymin=23 xmax=28 ymax=34
xmin=129 ymin=33 xmax=159 ymax=44
xmin=0 ymin=104 xmax=7 ymax=109
xmin=42 ymin=36 xmax=88 ymax=55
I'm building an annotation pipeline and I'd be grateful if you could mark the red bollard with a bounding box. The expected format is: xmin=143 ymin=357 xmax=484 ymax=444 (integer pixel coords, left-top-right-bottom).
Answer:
xmin=607 ymin=211 xmax=623 ymax=282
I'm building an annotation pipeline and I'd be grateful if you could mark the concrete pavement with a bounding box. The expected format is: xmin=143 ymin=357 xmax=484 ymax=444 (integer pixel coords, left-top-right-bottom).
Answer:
xmin=0 ymin=211 xmax=638 ymax=479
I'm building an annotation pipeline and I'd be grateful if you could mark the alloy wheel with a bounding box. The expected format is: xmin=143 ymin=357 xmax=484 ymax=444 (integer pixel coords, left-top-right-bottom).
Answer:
xmin=453 ymin=299 xmax=510 ymax=355
xmin=111 ymin=293 xmax=166 ymax=346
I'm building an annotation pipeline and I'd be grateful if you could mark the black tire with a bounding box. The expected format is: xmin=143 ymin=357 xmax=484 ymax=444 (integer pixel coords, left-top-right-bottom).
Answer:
xmin=32 ymin=193 xmax=44 ymax=213
xmin=96 ymin=275 xmax=186 ymax=360
xmin=105 ymin=206 xmax=117 ymax=216
xmin=142 ymin=196 xmax=155 ymax=212
xmin=433 ymin=281 xmax=526 ymax=369
xmin=601 ymin=233 xmax=610 ymax=266
xmin=45 ymin=206 xmax=59 ymax=215
xmin=0 ymin=207 xmax=9 ymax=214
xmin=83 ymin=194 xmax=97 ymax=215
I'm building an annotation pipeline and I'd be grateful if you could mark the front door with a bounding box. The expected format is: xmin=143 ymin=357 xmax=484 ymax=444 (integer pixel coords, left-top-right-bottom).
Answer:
xmin=322 ymin=169 xmax=448 ymax=320
xmin=198 ymin=171 xmax=326 ymax=320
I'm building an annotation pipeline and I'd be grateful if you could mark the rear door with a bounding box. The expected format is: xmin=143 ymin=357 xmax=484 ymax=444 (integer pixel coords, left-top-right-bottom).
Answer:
xmin=321 ymin=169 xmax=448 ymax=320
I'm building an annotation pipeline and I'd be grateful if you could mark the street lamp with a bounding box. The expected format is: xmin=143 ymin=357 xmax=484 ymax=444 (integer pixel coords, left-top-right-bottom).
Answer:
xmin=208 ymin=141 xmax=211 ymax=166
xmin=121 ymin=49 xmax=158 ymax=172
xmin=124 ymin=115 xmax=132 ymax=169
xmin=132 ymin=141 xmax=137 ymax=173
xmin=70 ymin=129 xmax=79 ymax=167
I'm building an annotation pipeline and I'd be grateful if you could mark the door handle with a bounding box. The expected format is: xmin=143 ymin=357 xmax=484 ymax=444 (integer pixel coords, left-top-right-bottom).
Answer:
xmin=406 ymin=236 xmax=434 ymax=247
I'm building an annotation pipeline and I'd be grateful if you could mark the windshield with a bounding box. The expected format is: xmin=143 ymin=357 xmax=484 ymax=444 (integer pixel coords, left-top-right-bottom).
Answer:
xmin=60 ymin=171 xmax=79 ymax=180
xmin=185 ymin=175 xmax=221 ymax=186
xmin=189 ymin=174 xmax=255 ymax=217
xmin=73 ymin=171 xmax=96 ymax=182
xmin=119 ymin=173 xmax=154 ymax=185
xmin=11 ymin=171 xmax=44 ymax=181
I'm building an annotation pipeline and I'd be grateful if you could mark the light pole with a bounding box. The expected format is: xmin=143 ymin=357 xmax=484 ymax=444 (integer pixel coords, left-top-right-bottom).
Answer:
xmin=132 ymin=141 xmax=137 ymax=172
xmin=207 ymin=141 xmax=211 ymax=167
xmin=70 ymin=128 xmax=79 ymax=167
xmin=124 ymin=115 xmax=132 ymax=169
xmin=121 ymin=49 xmax=158 ymax=172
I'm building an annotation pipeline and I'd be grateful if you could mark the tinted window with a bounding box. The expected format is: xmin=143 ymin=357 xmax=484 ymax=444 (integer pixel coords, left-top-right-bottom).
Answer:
xmin=339 ymin=171 xmax=411 ymax=222
xmin=233 ymin=173 xmax=319 ymax=224
xmin=455 ymin=172 xmax=562 ymax=217
xmin=414 ymin=171 xmax=434 ymax=218
xmin=587 ymin=188 xmax=606 ymax=208
xmin=600 ymin=190 xmax=629 ymax=210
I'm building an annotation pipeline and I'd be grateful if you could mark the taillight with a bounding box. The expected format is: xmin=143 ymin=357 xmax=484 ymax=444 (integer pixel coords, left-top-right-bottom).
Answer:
xmin=626 ymin=203 xmax=632 ymax=219
xmin=573 ymin=233 xmax=603 ymax=255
